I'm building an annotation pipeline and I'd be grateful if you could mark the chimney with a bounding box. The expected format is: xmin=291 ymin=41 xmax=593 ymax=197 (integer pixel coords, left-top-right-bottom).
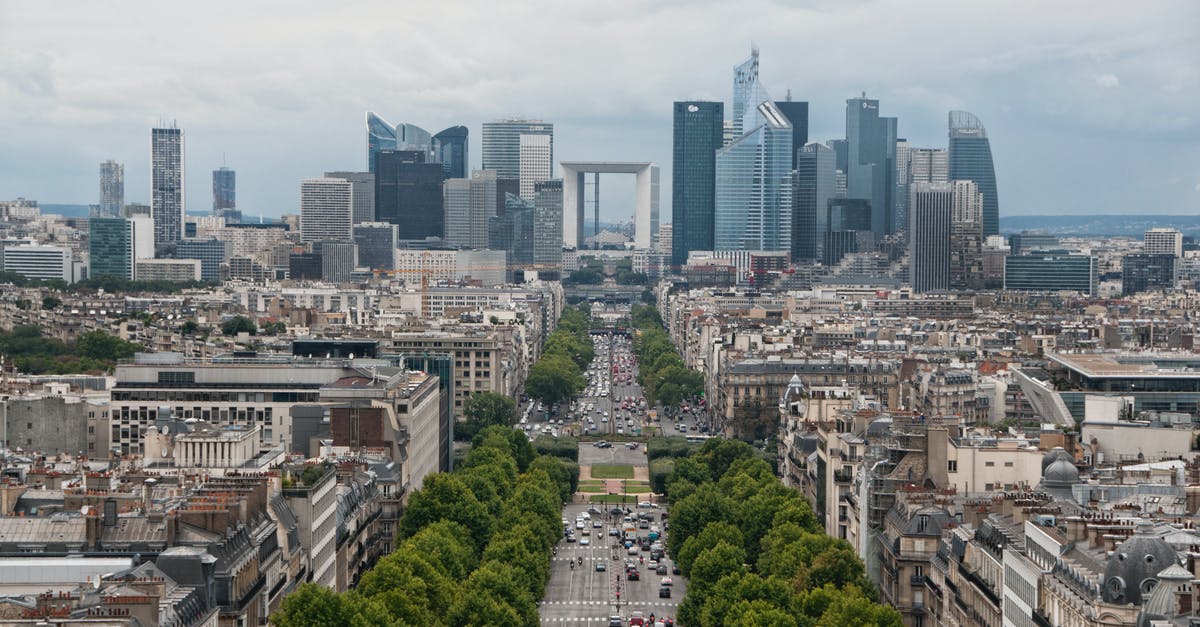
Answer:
xmin=84 ymin=507 xmax=102 ymax=550
xmin=142 ymin=479 xmax=156 ymax=513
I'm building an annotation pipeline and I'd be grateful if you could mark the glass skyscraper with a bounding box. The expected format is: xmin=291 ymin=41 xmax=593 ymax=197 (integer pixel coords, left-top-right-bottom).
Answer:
xmin=99 ymin=160 xmax=124 ymax=218
xmin=533 ymin=179 xmax=564 ymax=269
xmin=792 ymin=143 xmax=835 ymax=261
xmin=433 ymin=126 xmax=469 ymax=179
xmin=374 ymin=150 xmax=445 ymax=240
xmin=773 ymin=100 xmax=809 ymax=167
xmin=353 ymin=222 xmax=399 ymax=270
xmin=714 ymin=101 xmax=793 ymax=253
xmin=366 ymin=112 xmax=433 ymax=173
xmin=89 ymin=217 xmax=133 ymax=280
xmin=151 ymin=125 xmax=185 ymax=252
xmin=212 ymin=167 xmax=236 ymax=220
xmin=730 ymin=47 xmax=765 ymax=139
xmin=481 ymin=119 xmax=554 ymax=183
xmin=845 ymin=95 xmax=897 ymax=240
xmin=671 ymin=101 xmax=723 ymax=267
xmin=948 ymin=110 xmax=1000 ymax=237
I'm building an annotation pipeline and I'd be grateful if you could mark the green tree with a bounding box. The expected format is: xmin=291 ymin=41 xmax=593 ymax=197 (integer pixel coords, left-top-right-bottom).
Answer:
xmin=221 ymin=315 xmax=257 ymax=336
xmin=41 ymin=296 xmax=61 ymax=309
xmin=461 ymin=392 xmax=518 ymax=439
xmin=75 ymin=331 xmax=142 ymax=361
xmin=180 ymin=319 xmax=199 ymax=335
xmin=565 ymin=267 xmax=602 ymax=285
xmin=447 ymin=589 xmax=523 ymax=627
xmin=271 ymin=583 xmax=347 ymax=627
xmin=399 ymin=473 xmax=494 ymax=551
xmin=474 ymin=425 xmax=536 ymax=473
xmin=402 ymin=520 xmax=478 ymax=581
xmin=677 ymin=521 xmax=744 ymax=577
xmin=811 ymin=584 xmax=902 ymax=626
xmin=524 ymin=354 xmax=584 ymax=406
xmin=543 ymin=330 xmax=594 ymax=369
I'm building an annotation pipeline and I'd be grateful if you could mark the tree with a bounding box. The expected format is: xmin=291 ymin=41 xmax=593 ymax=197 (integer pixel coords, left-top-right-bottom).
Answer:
xmin=75 ymin=331 xmax=142 ymax=361
xmin=180 ymin=319 xmax=199 ymax=335
xmin=399 ymin=473 xmax=494 ymax=551
xmin=565 ymin=267 xmax=602 ymax=285
xmin=41 ymin=296 xmax=61 ymax=309
xmin=688 ymin=540 xmax=748 ymax=598
xmin=402 ymin=520 xmax=477 ymax=581
xmin=461 ymin=392 xmax=518 ymax=439
xmin=271 ymin=583 xmax=347 ymax=627
xmin=677 ymin=521 xmax=744 ymax=576
xmin=221 ymin=315 xmax=257 ymax=336
xmin=446 ymin=590 xmax=524 ymax=627
xmin=525 ymin=354 xmax=584 ymax=406
xmin=543 ymin=330 xmax=593 ymax=370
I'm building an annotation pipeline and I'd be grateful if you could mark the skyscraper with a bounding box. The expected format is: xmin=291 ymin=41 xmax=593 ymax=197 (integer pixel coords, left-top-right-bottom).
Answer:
xmin=948 ymin=110 xmax=999 ymax=237
xmin=366 ymin=112 xmax=433 ymax=173
xmin=99 ymin=160 xmax=124 ymax=218
xmin=89 ymin=217 xmax=134 ymax=279
xmin=671 ymin=101 xmax=724 ymax=267
xmin=896 ymin=145 xmax=948 ymax=237
xmin=374 ymin=150 xmax=445 ymax=240
xmin=845 ymin=95 xmax=897 ymax=240
xmin=949 ymin=179 xmax=984 ymax=290
xmin=730 ymin=47 xmax=765 ymax=139
xmin=909 ymin=182 xmax=953 ymax=292
xmin=212 ymin=167 xmax=236 ymax=221
xmin=1145 ymin=228 xmax=1183 ymax=257
xmin=353 ymin=222 xmax=399 ymax=270
xmin=151 ymin=125 xmax=185 ymax=252
xmin=792 ymin=143 xmax=836 ymax=262
xmin=489 ymin=194 xmax=535 ymax=267
xmin=299 ymin=178 xmax=353 ymax=243
xmin=444 ymin=170 xmax=499 ymax=249
xmin=433 ymin=126 xmax=469 ymax=179
xmin=325 ymin=171 xmax=375 ymax=224
xmin=320 ymin=240 xmax=357 ymax=283
xmin=481 ymin=119 xmax=553 ymax=182
xmin=714 ymin=101 xmax=793 ymax=253
xmin=533 ymin=179 xmax=564 ymax=269
xmin=773 ymin=99 xmax=809 ymax=167
xmin=519 ymin=134 xmax=552 ymax=200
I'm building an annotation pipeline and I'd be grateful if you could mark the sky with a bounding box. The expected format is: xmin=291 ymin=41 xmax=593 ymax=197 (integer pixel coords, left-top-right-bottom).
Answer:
xmin=1 ymin=0 xmax=1198 ymax=223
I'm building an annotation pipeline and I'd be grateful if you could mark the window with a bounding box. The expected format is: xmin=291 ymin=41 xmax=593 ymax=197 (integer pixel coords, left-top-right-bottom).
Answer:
xmin=985 ymin=461 xmax=995 ymax=467
xmin=1004 ymin=461 xmax=1014 ymax=467
xmin=947 ymin=460 xmax=958 ymax=472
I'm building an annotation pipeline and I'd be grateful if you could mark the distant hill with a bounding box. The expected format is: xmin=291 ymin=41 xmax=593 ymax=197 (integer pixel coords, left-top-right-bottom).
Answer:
xmin=1000 ymin=215 xmax=1200 ymax=238
xmin=39 ymin=204 xmax=91 ymax=218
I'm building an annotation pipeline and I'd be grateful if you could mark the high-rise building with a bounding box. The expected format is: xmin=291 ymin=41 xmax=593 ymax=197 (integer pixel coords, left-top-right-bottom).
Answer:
xmin=444 ymin=170 xmax=499 ymax=249
xmin=299 ymin=178 xmax=353 ymax=243
xmin=714 ymin=101 xmax=793 ymax=253
xmin=1123 ymin=254 xmax=1176 ymax=295
xmin=518 ymin=134 xmax=553 ymax=201
xmin=212 ymin=167 xmax=236 ymax=220
xmin=151 ymin=125 xmax=185 ymax=252
xmin=432 ymin=126 xmax=469 ymax=180
xmin=176 ymin=237 xmax=226 ymax=281
xmin=671 ymin=101 xmax=724 ymax=267
xmin=289 ymin=252 xmax=323 ymax=281
xmin=895 ymin=145 xmax=947 ymax=236
xmin=324 ymin=171 xmax=376 ymax=224
xmin=792 ymin=143 xmax=836 ymax=262
xmin=88 ymin=217 xmax=134 ymax=280
xmin=353 ymin=222 xmax=399 ymax=270
xmin=845 ymin=95 xmax=897 ymax=240
xmin=1004 ymin=254 xmax=1096 ymax=295
xmin=949 ymin=180 xmax=984 ymax=290
xmin=374 ymin=150 xmax=445 ymax=240
xmin=823 ymin=198 xmax=873 ymax=266
xmin=948 ymin=110 xmax=1000 ymax=237
xmin=533 ymin=179 xmax=564 ymax=269
xmin=1145 ymin=228 xmax=1183 ymax=257
xmin=481 ymin=119 xmax=553 ymax=182
xmin=320 ymin=240 xmax=357 ymax=283
xmin=909 ymin=181 xmax=954 ymax=292
xmin=99 ymin=160 xmax=124 ymax=218
xmin=2 ymin=245 xmax=73 ymax=282
xmin=773 ymin=99 xmax=809 ymax=167
xmin=366 ymin=112 xmax=433 ymax=173
xmin=489 ymin=194 xmax=535 ymax=267
xmin=657 ymin=223 xmax=673 ymax=257
xmin=730 ymin=46 xmax=765 ymax=139
xmin=1010 ymin=231 xmax=1059 ymax=256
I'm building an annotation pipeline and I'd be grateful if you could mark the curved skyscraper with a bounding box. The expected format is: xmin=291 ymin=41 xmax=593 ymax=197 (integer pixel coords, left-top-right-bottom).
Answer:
xmin=367 ymin=111 xmax=397 ymax=173
xmin=948 ymin=110 xmax=999 ymax=237
xmin=433 ymin=126 xmax=469 ymax=179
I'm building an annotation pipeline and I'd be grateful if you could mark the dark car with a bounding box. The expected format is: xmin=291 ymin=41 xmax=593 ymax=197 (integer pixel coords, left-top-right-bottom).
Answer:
xmin=672 ymin=566 xmax=681 ymax=575
xmin=596 ymin=562 xmax=607 ymax=572
xmin=656 ymin=564 xmax=668 ymax=575
xmin=627 ymin=569 xmax=640 ymax=581
xmin=659 ymin=586 xmax=672 ymax=598
xmin=608 ymin=616 xmax=622 ymax=627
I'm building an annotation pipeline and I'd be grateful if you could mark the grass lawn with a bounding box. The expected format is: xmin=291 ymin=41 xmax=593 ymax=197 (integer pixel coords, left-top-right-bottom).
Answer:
xmin=577 ymin=485 xmax=610 ymax=493
xmin=588 ymin=494 xmax=641 ymax=504
xmin=589 ymin=464 xmax=635 ymax=479
xmin=624 ymin=485 xmax=652 ymax=494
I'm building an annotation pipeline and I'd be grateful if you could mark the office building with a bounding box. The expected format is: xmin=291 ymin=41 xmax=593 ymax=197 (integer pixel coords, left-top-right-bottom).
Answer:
xmin=99 ymin=160 xmax=124 ymax=217
xmin=895 ymin=145 xmax=947 ymax=235
xmin=1004 ymin=254 xmax=1097 ymax=295
xmin=366 ymin=111 xmax=433 ymax=173
xmin=774 ymin=99 xmax=809 ymax=167
xmin=823 ymin=198 xmax=873 ymax=266
xmin=374 ymin=150 xmax=444 ymax=240
xmin=1123 ymin=254 xmax=1176 ymax=295
xmin=289 ymin=252 xmax=323 ymax=280
xmin=481 ymin=119 xmax=553 ymax=182
xmin=518 ymin=133 xmax=553 ymax=200
xmin=151 ymin=125 xmax=185 ymax=251
xmin=320 ymin=240 xmax=357 ymax=283
xmin=671 ymin=101 xmax=724 ymax=266
xmin=353 ymin=222 xmax=399 ymax=270
xmin=89 ymin=217 xmax=148 ymax=280
xmin=909 ymin=182 xmax=953 ymax=292
xmin=175 ymin=237 xmax=226 ymax=281
xmin=657 ymin=223 xmax=673 ymax=257
xmin=1009 ymin=231 xmax=1059 ymax=255
xmin=489 ymin=194 xmax=535 ymax=267
xmin=948 ymin=110 xmax=1000 ymax=237
xmin=299 ymin=178 xmax=353 ymax=243
xmin=730 ymin=46 xmax=766 ymax=139
xmin=949 ymin=179 xmax=984 ymax=290
xmin=845 ymin=94 xmax=897 ymax=239
xmin=135 ymin=258 xmax=201 ymax=282
xmin=325 ymin=171 xmax=375 ymax=224
xmin=533 ymin=179 xmax=564 ymax=268
xmin=444 ymin=170 xmax=499 ymax=249
xmin=212 ymin=166 xmax=236 ymax=221
xmin=714 ymin=101 xmax=793 ymax=252
xmin=793 ymin=142 xmax=836 ymax=261
xmin=2 ymin=244 xmax=73 ymax=282
xmin=1145 ymin=228 xmax=1183 ymax=257
xmin=433 ymin=126 xmax=469 ymax=179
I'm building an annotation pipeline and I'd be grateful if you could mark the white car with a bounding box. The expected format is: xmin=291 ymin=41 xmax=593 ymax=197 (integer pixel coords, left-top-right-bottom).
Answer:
xmin=580 ymin=537 xmax=590 ymax=546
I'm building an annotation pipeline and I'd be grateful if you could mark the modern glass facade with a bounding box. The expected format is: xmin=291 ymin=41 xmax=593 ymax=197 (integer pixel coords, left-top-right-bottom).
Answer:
xmin=325 ymin=171 xmax=375 ymax=224
xmin=948 ymin=110 xmax=1000 ymax=237
xmin=89 ymin=217 xmax=133 ymax=280
xmin=489 ymin=194 xmax=535 ymax=267
xmin=176 ymin=237 xmax=226 ymax=281
xmin=533 ymin=179 xmax=564 ymax=268
xmin=671 ymin=101 xmax=724 ymax=266
xmin=366 ymin=112 xmax=396 ymax=174
xmin=1004 ymin=254 xmax=1097 ymax=295
xmin=909 ymin=182 xmax=954 ymax=293
xmin=212 ymin=167 xmax=235 ymax=218
xmin=481 ymin=119 xmax=553 ymax=181
xmin=714 ymin=102 xmax=793 ymax=253
xmin=1122 ymin=254 xmax=1176 ymax=295
xmin=99 ymin=160 xmax=124 ymax=218
xmin=353 ymin=222 xmax=398 ymax=270
xmin=774 ymin=101 xmax=809 ymax=167
xmin=845 ymin=96 xmax=896 ymax=239
xmin=151 ymin=126 xmax=184 ymax=251
xmin=792 ymin=143 xmax=835 ymax=261
xmin=731 ymin=47 xmax=765 ymax=138
xmin=433 ymin=126 xmax=469 ymax=180
xmin=374 ymin=150 xmax=445 ymax=240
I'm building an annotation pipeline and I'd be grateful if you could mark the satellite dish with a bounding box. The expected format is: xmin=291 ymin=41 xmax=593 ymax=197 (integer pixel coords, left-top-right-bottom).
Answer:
xmin=161 ymin=449 xmax=168 ymax=457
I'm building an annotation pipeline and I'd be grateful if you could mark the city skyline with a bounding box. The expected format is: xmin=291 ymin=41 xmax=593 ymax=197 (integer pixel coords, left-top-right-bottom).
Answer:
xmin=0 ymin=1 xmax=1197 ymax=221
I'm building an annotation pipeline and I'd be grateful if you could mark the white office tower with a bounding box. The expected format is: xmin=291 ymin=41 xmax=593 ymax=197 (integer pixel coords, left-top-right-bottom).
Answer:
xmin=299 ymin=178 xmax=354 ymax=243
xmin=519 ymin=134 xmax=553 ymax=201
xmin=2 ymin=245 xmax=73 ymax=282
xmin=444 ymin=170 xmax=497 ymax=249
xmin=909 ymin=182 xmax=953 ymax=292
xmin=1145 ymin=228 xmax=1183 ymax=257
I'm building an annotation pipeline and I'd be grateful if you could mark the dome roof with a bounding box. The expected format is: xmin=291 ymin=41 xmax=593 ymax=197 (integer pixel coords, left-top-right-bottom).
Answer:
xmin=1042 ymin=447 xmax=1073 ymax=472
xmin=1043 ymin=458 xmax=1081 ymax=488
xmin=1102 ymin=521 xmax=1180 ymax=606
xmin=1136 ymin=563 xmax=1192 ymax=627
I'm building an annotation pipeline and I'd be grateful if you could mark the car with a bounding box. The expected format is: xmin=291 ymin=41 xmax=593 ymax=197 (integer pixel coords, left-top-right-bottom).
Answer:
xmin=566 ymin=535 xmax=576 ymax=542
xmin=627 ymin=569 xmax=640 ymax=581
xmin=593 ymin=520 xmax=603 ymax=528
xmin=657 ymin=564 xmax=669 ymax=575
xmin=608 ymin=616 xmax=623 ymax=627
xmin=659 ymin=587 xmax=671 ymax=598
xmin=609 ymin=528 xmax=620 ymax=536
xmin=576 ymin=521 xmax=585 ymax=529
xmin=596 ymin=562 xmax=607 ymax=572
xmin=638 ymin=501 xmax=656 ymax=509
xmin=626 ymin=441 xmax=638 ymax=449
xmin=581 ymin=528 xmax=590 ymax=536
xmin=628 ymin=546 xmax=640 ymax=556
xmin=580 ymin=537 xmax=590 ymax=546
xmin=588 ymin=507 xmax=603 ymax=516
xmin=660 ymin=576 xmax=673 ymax=586
xmin=673 ymin=565 xmax=681 ymax=575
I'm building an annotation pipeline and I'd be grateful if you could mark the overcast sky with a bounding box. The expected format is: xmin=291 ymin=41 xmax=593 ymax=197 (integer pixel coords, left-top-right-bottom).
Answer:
xmin=1 ymin=0 xmax=1197 ymax=223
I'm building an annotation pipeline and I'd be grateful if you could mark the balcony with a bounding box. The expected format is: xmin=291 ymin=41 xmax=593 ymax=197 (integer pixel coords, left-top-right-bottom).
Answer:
xmin=833 ymin=469 xmax=854 ymax=483
xmin=910 ymin=574 xmax=926 ymax=587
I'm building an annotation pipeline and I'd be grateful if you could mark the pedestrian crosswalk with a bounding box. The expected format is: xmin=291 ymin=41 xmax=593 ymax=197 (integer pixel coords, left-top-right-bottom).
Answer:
xmin=540 ymin=600 xmax=680 ymax=608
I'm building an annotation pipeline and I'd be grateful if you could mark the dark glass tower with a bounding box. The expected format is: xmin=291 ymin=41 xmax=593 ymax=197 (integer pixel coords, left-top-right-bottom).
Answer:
xmin=366 ymin=111 xmax=396 ymax=174
xmin=948 ymin=111 xmax=999 ymax=237
xmin=671 ymin=101 xmax=724 ymax=267
xmin=89 ymin=217 xmax=133 ymax=280
xmin=212 ymin=167 xmax=236 ymax=220
xmin=433 ymin=126 xmax=469 ymax=179
xmin=845 ymin=95 xmax=897 ymax=240
xmin=792 ymin=143 xmax=835 ymax=261
xmin=773 ymin=100 xmax=809 ymax=167
xmin=374 ymin=150 xmax=445 ymax=240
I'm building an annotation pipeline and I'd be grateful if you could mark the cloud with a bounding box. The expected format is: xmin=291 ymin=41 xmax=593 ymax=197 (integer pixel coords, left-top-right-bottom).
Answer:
xmin=1093 ymin=73 xmax=1120 ymax=88
xmin=0 ymin=49 xmax=55 ymax=97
